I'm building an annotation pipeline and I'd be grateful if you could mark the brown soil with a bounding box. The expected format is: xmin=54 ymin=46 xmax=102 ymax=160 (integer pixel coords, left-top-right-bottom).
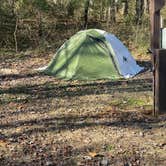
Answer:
xmin=0 ymin=52 xmax=165 ymax=166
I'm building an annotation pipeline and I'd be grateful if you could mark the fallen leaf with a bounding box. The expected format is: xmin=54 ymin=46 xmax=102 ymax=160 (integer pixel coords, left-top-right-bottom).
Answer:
xmin=0 ymin=139 xmax=8 ymax=147
xmin=89 ymin=152 xmax=97 ymax=157
xmin=88 ymin=152 xmax=104 ymax=158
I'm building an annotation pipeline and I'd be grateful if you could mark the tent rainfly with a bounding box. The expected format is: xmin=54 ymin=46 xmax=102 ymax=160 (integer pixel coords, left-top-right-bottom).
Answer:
xmin=43 ymin=29 xmax=143 ymax=80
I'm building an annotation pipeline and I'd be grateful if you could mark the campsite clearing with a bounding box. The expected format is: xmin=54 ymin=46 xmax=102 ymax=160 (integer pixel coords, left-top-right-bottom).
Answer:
xmin=0 ymin=51 xmax=166 ymax=166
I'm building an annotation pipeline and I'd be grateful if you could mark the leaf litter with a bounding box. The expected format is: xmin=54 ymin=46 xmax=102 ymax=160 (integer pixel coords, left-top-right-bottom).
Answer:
xmin=0 ymin=52 xmax=166 ymax=166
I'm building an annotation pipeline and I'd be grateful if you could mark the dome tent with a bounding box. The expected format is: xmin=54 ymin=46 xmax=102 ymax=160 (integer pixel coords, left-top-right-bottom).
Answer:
xmin=43 ymin=29 xmax=143 ymax=80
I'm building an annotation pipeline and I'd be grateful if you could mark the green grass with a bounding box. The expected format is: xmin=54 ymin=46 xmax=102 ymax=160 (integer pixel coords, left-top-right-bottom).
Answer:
xmin=111 ymin=96 xmax=152 ymax=110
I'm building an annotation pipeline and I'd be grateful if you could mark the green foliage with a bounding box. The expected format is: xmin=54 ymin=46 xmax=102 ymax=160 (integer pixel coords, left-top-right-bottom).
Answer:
xmin=0 ymin=0 xmax=163 ymax=54
xmin=31 ymin=0 xmax=50 ymax=12
xmin=67 ymin=0 xmax=80 ymax=16
xmin=106 ymin=144 xmax=114 ymax=151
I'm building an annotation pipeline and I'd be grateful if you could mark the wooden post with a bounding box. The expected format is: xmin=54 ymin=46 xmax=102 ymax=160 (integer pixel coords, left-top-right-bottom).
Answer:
xmin=150 ymin=0 xmax=165 ymax=115
xmin=155 ymin=49 xmax=166 ymax=114
xmin=150 ymin=0 xmax=164 ymax=50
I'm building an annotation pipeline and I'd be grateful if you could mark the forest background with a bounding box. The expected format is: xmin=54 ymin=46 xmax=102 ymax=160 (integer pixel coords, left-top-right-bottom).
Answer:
xmin=0 ymin=0 xmax=166 ymax=56
xmin=1 ymin=2 xmax=166 ymax=165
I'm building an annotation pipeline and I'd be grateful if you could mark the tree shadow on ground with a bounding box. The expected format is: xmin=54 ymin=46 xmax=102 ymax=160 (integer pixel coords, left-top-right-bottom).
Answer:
xmin=1 ymin=110 xmax=165 ymax=141
xmin=0 ymin=78 xmax=152 ymax=100
xmin=0 ymin=60 xmax=152 ymax=101
xmin=0 ymin=72 xmax=46 ymax=81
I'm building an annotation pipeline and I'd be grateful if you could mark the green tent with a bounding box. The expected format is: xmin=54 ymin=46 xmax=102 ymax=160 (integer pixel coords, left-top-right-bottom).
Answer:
xmin=43 ymin=29 xmax=142 ymax=80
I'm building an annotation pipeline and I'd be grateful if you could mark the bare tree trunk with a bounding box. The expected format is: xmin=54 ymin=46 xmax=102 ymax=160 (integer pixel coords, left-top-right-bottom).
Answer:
xmin=84 ymin=0 xmax=90 ymax=29
xmin=100 ymin=1 xmax=104 ymax=20
xmin=107 ymin=0 xmax=116 ymax=27
xmin=144 ymin=0 xmax=149 ymax=14
xmin=103 ymin=6 xmax=107 ymax=21
xmin=110 ymin=0 xmax=116 ymax=23
xmin=14 ymin=17 xmax=18 ymax=52
xmin=107 ymin=6 xmax=111 ymax=27
xmin=135 ymin=0 xmax=144 ymax=24
xmin=38 ymin=11 xmax=43 ymax=38
xmin=122 ymin=0 xmax=129 ymax=16
xmin=11 ymin=0 xmax=18 ymax=52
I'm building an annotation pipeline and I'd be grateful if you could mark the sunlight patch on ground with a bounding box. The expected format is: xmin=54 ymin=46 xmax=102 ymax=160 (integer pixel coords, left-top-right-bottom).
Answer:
xmin=0 ymin=68 xmax=19 ymax=75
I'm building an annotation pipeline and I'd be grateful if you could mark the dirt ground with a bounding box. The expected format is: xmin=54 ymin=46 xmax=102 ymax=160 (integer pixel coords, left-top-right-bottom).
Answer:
xmin=0 ymin=51 xmax=166 ymax=166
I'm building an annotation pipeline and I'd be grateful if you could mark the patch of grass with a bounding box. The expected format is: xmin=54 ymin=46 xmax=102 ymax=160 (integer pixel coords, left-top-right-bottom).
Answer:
xmin=106 ymin=144 xmax=115 ymax=152
xmin=111 ymin=96 xmax=152 ymax=110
